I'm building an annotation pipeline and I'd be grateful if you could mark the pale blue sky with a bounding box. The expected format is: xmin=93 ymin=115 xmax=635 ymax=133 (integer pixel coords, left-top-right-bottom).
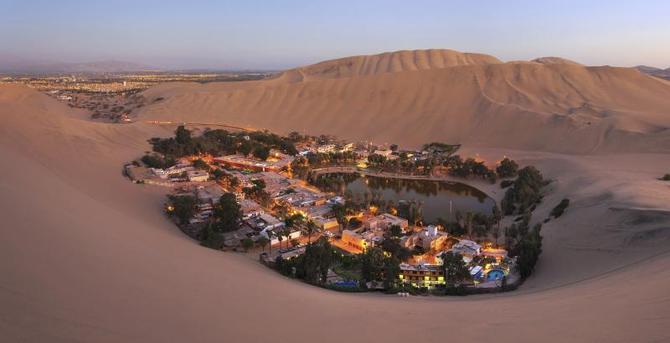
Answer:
xmin=1 ymin=0 xmax=668 ymax=69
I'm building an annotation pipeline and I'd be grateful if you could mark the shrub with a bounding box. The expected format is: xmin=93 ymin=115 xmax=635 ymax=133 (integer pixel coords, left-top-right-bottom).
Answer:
xmin=500 ymin=180 xmax=514 ymax=189
xmin=550 ymin=198 xmax=570 ymax=218
xmin=660 ymin=174 xmax=670 ymax=181
xmin=496 ymin=158 xmax=519 ymax=178
xmin=501 ymin=166 xmax=545 ymax=215
xmin=515 ymin=223 xmax=543 ymax=279
xmin=241 ymin=238 xmax=254 ymax=251
xmin=141 ymin=153 xmax=175 ymax=169
xmin=167 ymin=195 xmax=197 ymax=225
xmin=192 ymin=158 xmax=209 ymax=170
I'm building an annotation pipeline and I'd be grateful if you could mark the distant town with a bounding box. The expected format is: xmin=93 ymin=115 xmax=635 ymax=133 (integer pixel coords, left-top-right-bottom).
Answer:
xmin=0 ymin=71 xmax=272 ymax=122
xmin=124 ymin=126 xmax=559 ymax=295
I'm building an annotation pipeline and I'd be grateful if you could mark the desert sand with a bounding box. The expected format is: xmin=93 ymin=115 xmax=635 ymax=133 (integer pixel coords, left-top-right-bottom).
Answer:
xmin=1 ymin=49 xmax=670 ymax=342
xmin=140 ymin=49 xmax=670 ymax=154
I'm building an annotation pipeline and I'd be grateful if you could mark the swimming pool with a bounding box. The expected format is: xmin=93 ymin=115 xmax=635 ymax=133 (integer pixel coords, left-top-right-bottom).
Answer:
xmin=486 ymin=269 xmax=505 ymax=281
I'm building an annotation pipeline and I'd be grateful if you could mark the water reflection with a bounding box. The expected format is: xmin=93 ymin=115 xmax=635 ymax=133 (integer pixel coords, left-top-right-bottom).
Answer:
xmin=314 ymin=173 xmax=495 ymax=224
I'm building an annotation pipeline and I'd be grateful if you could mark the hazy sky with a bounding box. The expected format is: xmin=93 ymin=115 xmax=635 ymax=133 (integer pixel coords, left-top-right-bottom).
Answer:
xmin=1 ymin=0 xmax=669 ymax=69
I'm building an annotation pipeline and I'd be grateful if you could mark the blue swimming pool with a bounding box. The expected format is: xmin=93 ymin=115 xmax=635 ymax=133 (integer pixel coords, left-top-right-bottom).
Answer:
xmin=486 ymin=269 xmax=505 ymax=281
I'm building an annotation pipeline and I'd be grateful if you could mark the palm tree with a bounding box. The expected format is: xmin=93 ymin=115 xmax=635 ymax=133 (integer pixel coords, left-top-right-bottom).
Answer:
xmin=282 ymin=228 xmax=292 ymax=250
xmin=466 ymin=212 xmax=474 ymax=239
xmin=257 ymin=236 xmax=269 ymax=253
xmin=277 ymin=232 xmax=284 ymax=251
xmin=305 ymin=220 xmax=318 ymax=245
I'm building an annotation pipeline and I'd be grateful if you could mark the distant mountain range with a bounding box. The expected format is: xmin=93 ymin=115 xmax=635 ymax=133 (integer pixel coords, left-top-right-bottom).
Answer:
xmin=0 ymin=55 xmax=159 ymax=74
xmin=635 ymin=65 xmax=670 ymax=80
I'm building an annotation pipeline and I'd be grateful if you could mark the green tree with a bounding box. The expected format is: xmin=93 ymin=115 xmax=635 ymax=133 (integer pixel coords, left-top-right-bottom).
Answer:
xmin=294 ymin=238 xmax=334 ymax=284
xmin=200 ymin=223 xmax=225 ymax=249
xmin=305 ymin=220 xmax=319 ymax=245
xmin=142 ymin=153 xmax=175 ymax=169
xmin=515 ymin=223 xmax=543 ymax=279
xmin=277 ymin=233 xmax=284 ymax=251
xmin=383 ymin=257 xmax=401 ymax=290
xmin=212 ymin=193 xmax=242 ymax=232
xmin=241 ymin=238 xmax=254 ymax=251
xmin=175 ymin=125 xmax=192 ymax=145
xmin=388 ymin=224 xmax=403 ymax=238
xmin=253 ymin=145 xmax=271 ymax=160
xmin=360 ymin=247 xmax=385 ymax=283
xmin=167 ymin=195 xmax=197 ymax=225
xmin=441 ymin=252 xmax=471 ymax=286
xmin=496 ymin=157 xmax=519 ymax=178
xmin=257 ymin=236 xmax=269 ymax=252
xmin=550 ymin=198 xmax=570 ymax=218
xmin=501 ymin=166 xmax=545 ymax=215
xmin=192 ymin=158 xmax=209 ymax=170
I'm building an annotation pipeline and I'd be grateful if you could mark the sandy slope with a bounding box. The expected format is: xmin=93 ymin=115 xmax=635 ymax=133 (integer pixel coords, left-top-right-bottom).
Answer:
xmin=1 ymin=64 xmax=670 ymax=342
xmin=138 ymin=49 xmax=670 ymax=154
xmin=276 ymin=49 xmax=502 ymax=81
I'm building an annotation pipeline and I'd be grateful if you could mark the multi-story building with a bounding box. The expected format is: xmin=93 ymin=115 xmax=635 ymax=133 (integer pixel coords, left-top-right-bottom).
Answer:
xmin=398 ymin=263 xmax=444 ymax=288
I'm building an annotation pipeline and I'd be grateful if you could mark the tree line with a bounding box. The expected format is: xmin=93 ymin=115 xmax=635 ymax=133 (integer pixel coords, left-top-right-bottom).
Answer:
xmin=147 ymin=126 xmax=298 ymax=164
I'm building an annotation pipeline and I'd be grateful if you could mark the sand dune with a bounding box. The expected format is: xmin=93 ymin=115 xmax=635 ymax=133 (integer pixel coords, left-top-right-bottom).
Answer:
xmin=276 ymin=49 xmax=502 ymax=81
xmin=1 ymin=49 xmax=670 ymax=343
xmin=531 ymin=56 xmax=582 ymax=66
xmin=139 ymin=50 xmax=670 ymax=154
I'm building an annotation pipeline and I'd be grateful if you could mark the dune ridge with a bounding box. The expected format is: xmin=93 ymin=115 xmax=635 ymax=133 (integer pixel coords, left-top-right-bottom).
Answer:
xmin=276 ymin=49 xmax=502 ymax=81
xmin=140 ymin=52 xmax=670 ymax=154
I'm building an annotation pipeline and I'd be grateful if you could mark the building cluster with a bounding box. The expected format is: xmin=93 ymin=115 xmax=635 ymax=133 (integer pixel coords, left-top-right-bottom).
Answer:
xmin=334 ymin=211 xmax=513 ymax=289
xmin=398 ymin=238 xmax=513 ymax=289
xmin=127 ymin=150 xmax=345 ymax=250
xmin=126 ymin=137 xmax=516 ymax=289
xmin=213 ymin=150 xmax=292 ymax=173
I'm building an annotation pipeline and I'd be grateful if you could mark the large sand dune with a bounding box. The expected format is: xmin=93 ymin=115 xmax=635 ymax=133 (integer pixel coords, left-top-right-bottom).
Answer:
xmin=1 ymin=48 xmax=670 ymax=342
xmin=139 ymin=49 xmax=670 ymax=154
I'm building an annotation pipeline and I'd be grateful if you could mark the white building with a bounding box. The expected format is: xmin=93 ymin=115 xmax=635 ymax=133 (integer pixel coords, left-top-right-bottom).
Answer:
xmin=366 ymin=213 xmax=409 ymax=231
xmin=187 ymin=170 xmax=209 ymax=182
xmin=152 ymin=164 xmax=194 ymax=179
xmin=261 ymin=228 xmax=301 ymax=246
xmin=373 ymin=149 xmax=394 ymax=158
xmin=316 ymin=144 xmax=336 ymax=153
xmin=403 ymin=225 xmax=449 ymax=251
xmin=451 ymin=239 xmax=482 ymax=262
xmin=196 ymin=185 xmax=224 ymax=204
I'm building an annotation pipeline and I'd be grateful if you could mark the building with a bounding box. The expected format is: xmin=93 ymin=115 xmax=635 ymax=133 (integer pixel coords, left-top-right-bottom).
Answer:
xmin=152 ymin=163 xmax=194 ymax=179
xmin=341 ymin=230 xmax=367 ymax=251
xmin=366 ymin=213 xmax=409 ymax=231
xmin=274 ymin=187 xmax=327 ymax=209
xmin=373 ymin=149 xmax=394 ymax=158
xmin=398 ymin=263 xmax=444 ymax=288
xmin=339 ymin=143 xmax=354 ymax=152
xmin=187 ymin=170 xmax=209 ymax=182
xmin=214 ymin=154 xmax=291 ymax=172
xmin=316 ymin=144 xmax=336 ymax=153
xmin=313 ymin=216 xmax=339 ymax=231
xmin=261 ymin=227 xmax=301 ymax=246
xmin=327 ymin=196 xmax=345 ymax=205
xmin=403 ymin=225 xmax=449 ymax=251
xmin=239 ymin=199 xmax=263 ymax=220
xmin=196 ymin=185 xmax=225 ymax=204
xmin=481 ymin=248 xmax=508 ymax=262
xmin=451 ymin=240 xmax=482 ymax=262
xmin=243 ymin=211 xmax=284 ymax=232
